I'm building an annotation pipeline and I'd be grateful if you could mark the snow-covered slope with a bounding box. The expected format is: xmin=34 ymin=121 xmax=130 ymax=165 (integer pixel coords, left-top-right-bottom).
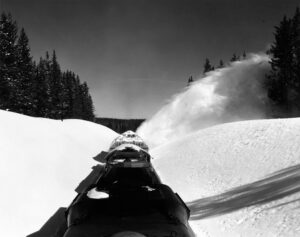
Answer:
xmin=2 ymin=109 xmax=300 ymax=236
xmin=151 ymin=118 xmax=300 ymax=236
xmin=0 ymin=110 xmax=118 ymax=237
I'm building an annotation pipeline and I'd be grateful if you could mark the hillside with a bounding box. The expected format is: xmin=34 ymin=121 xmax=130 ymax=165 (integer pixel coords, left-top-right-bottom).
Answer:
xmin=1 ymin=109 xmax=300 ymax=236
xmin=0 ymin=110 xmax=118 ymax=237
xmin=151 ymin=118 xmax=300 ymax=236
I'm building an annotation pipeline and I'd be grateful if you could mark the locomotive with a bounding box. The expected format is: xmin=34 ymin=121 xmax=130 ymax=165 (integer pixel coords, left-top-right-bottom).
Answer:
xmin=28 ymin=131 xmax=194 ymax=237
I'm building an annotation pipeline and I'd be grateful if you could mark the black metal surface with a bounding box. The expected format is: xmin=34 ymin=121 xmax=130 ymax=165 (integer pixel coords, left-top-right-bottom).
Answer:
xmin=28 ymin=147 xmax=194 ymax=237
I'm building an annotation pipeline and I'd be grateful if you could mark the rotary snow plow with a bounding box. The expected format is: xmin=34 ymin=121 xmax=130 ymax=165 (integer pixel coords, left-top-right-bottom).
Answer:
xmin=28 ymin=131 xmax=194 ymax=237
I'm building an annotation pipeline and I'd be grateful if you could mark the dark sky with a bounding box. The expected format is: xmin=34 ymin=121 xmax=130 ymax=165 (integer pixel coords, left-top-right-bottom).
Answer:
xmin=1 ymin=0 xmax=299 ymax=118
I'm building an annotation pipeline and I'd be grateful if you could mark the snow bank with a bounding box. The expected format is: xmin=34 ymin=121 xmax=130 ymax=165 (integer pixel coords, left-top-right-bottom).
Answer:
xmin=0 ymin=110 xmax=118 ymax=237
xmin=151 ymin=118 xmax=300 ymax=236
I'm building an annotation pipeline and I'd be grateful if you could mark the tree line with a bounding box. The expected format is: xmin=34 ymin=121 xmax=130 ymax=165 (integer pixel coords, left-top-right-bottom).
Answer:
xmin=188 ymin=7 xmax=300 ymax=118
xmin=203 ymin=52 xmax=247 ymax=74
xmin=0 ymin=12 xmax=95 ymax=121
xmin=187 ymin=52 xmax=246 ymax=86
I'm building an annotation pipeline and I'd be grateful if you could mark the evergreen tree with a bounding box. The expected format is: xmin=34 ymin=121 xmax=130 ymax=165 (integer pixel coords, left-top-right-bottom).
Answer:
xmin=49 ymin=50 xmax=63 ymax=118
xmin=218 ymin=59 xmax=224 ymax=68
xmin=292 ymin=8 xmax=300 ymax=93
xmin=0 ymin=13 xmax=18 ymax=111
xmin=242 ymin=51 xmax=247 ymax=59
xmin=79 ymin=82 xmax=95 ymax=121
xmin=230 ymin=53 xmax=239 ymax=62
xmin=203 ymin=58 xmax=214 ymax=74
xmin=16 ymin=28 xmax=35 ymax=115
xmin=61 ymin=71 xmax=71 ymax=118
xmin=72 ymin=75 xmax=84 ymax=118
xmin=33 ymin=57 xmax=50 ymax=117
xmin=59 ymin=72 xmax=69 ymax=119
xmin=267 ymin=15 xmax=295 ymax=115
xmin=61 ymin=71 xmax=77 ymax=119
xmin=187 ymin=76 xmax=194 ymax=86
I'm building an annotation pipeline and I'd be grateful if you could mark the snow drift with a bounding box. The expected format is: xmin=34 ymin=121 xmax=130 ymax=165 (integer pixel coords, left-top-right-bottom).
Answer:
xmin=138 ymin=54 xmax=270 ymax=147
xmin=0 ymin=110 xmax=118 ymax=237
xmin=151 ymin=118 xmax=300 ymax=236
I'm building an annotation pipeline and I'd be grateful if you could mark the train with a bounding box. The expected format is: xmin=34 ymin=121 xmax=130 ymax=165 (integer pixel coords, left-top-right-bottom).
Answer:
xmin=28 ymin=131 xmax=194 ymax=237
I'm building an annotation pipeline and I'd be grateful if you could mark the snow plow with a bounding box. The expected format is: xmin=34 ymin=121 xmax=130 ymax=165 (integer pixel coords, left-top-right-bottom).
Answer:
xmin=109 ymin=130 xmax=149 ymax=152
xmin=28 ymin=131 xmax=194 ymax=237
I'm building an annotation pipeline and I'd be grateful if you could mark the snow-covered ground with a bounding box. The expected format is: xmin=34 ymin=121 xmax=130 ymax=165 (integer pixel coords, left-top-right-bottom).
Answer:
xmin=0 ymin=110 xmax=118 ymax=237
xmin=151 ymin=118 xmax=300 ymax=237
xmin=1 ymin=110 xmax=300 ymax=236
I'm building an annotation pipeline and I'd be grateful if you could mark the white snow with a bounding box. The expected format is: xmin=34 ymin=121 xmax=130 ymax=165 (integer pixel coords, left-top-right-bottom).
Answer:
xmin=1 ymin=109 xmax=300 ymax=236
xmin=0 ymin=110 xmax=118 ymax=237
xmin=151 ymin=118 xmax=300 ymax=237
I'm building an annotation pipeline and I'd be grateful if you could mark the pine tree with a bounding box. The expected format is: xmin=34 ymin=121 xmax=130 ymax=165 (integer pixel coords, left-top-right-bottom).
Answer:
xmin=49 ymin=50 xmax=63 ymax=119
xmin=33 ymin=57 xmax=51 ymax=117
xmin=72 ymin=75 xmax=84 ymax=119
xmin=16 ymin=28 xmax=35 ymax=115
xmin=59 ymin=72 xmax=69 ymax=119
xmin=230 ymin=53 xmax=239 ymax=62
xmin=0 ymin=13 xmax=18 ymax=111
xmin=79 ymin=82 xmax=95 ymax=121
xmin=61 ymin=71 xmax=77 ymax=119
xmin=203 ymin=58 xmax=214 ymax=74
xmin=267 ymin=16 xmax=294 ymax=115
xmin=292 ymin=8 xmax=300 ymax=93
xmin=218 ymin=60 xmax=224 ymax=68
xmin=187 ymin=76 xmax=194 ymax=86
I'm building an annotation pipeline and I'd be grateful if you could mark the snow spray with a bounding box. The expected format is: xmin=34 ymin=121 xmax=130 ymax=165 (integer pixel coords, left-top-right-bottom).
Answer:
xmin=137 ymin=54 xmax=271 ymax=147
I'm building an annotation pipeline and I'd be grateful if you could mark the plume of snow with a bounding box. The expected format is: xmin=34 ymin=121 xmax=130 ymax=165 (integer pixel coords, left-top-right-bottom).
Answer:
xmin=137 ymin=54 xmax=271 ymax=147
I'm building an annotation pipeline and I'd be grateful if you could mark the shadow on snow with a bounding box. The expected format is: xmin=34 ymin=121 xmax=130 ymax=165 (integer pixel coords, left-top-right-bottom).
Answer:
xmin=187 ymin=164 xmax=300 ymax=220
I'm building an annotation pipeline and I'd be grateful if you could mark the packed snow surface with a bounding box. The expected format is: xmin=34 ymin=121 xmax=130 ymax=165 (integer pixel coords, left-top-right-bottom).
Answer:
xmin=151 ymin=118 xmax=300 ymax=237
xmin=0 ymin=110 xmax=118 ymax=237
